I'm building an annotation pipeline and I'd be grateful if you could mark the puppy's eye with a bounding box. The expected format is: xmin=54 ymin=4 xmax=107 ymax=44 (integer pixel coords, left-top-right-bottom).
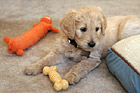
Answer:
xmin=80 ymin=27 xmax=87 ymax=32
xmin=95 ymin=27 xmax=99 ymax=32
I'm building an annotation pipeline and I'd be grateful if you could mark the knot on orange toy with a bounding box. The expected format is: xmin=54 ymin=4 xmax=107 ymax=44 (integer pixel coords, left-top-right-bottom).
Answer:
xmin=41 ymin=17 xmax=52 ymax=24
xmin=4 ymin=36 xmax=11 ymax=43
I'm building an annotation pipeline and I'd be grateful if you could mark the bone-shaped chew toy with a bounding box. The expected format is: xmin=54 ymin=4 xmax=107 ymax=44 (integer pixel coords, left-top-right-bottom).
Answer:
xmin=43 ymin=66 xmax=69 ymax=91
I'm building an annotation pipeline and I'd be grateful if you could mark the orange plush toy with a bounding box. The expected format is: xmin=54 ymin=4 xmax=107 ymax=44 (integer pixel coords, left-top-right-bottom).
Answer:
xmin=4 ymin=17 xmax=59 ymax=56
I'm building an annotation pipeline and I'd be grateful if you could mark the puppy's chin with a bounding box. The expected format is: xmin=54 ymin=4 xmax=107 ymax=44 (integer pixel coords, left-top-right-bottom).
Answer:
xmin=79 ymin=45 xmax=95 ymax=52
xmin=83 ymin=48 xmax=94 ymax=51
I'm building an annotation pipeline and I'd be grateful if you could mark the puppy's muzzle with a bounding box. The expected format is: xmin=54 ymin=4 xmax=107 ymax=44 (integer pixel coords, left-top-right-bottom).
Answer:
xmin=88 ymin=41 xmax=96 ymax=47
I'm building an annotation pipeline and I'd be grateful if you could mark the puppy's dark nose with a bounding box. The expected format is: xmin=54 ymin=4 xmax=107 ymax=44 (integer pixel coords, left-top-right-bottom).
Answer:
xmin=88 ymin=41 xmax=96 ymax=47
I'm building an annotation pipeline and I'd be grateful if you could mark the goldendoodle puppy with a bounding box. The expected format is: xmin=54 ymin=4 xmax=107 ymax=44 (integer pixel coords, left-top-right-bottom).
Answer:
xmin=24 ymin=6 xmax=140 ymax=84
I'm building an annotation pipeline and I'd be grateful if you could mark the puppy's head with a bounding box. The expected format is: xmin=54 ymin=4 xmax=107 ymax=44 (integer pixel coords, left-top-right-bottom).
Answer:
xmin=60 ymin=6 xmax=107 ymax=51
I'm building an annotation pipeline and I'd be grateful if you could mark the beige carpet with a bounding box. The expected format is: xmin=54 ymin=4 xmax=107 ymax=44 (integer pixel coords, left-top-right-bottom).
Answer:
xmin=0 ymin=0 xmax=140 ymax=93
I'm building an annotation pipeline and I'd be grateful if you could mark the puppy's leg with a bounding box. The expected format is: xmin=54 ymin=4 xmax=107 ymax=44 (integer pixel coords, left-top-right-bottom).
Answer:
xmin=64 ymin=58 xmax=101 ymax=84
xmin=24 ymin=51 xmax=64 ymax=75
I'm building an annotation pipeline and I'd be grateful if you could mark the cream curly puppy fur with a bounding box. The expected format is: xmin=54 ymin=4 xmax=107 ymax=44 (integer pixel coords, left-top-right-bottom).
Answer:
xmin=24 ymin=6 xmax=140 ymax=84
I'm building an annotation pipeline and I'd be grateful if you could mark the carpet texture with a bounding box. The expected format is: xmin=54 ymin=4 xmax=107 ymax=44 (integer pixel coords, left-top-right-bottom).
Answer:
xmin=0 ymin=0 xmax=140 ymax=93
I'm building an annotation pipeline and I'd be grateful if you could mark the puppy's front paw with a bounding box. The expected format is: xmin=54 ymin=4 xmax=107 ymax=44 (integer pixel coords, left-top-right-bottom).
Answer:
xmin=64 ymin=72 xmax=80 ymax=84
xmin=24 ymin=64 xmax=41 ymax=75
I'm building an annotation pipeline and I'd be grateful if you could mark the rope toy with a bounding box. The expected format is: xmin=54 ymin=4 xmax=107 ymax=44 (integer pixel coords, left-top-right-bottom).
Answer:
xmin=43 ymin=66 xmax=69 ymax=91
xmin=3 ymin=17 xmax=59 ymax=56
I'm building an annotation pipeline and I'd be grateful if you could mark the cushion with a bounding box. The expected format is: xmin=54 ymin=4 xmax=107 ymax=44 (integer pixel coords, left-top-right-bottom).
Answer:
xmin=106 ymin=35 xmax=140 ymax=93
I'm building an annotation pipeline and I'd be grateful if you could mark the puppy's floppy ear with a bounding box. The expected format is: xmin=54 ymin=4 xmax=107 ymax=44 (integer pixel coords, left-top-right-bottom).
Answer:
xmin=94 ymin=6 xmax=107 ymax=35
xmin=60 ymin=10 xmax=76 ymax=39
xmin=101 ymin=14 xmax=107 ymax=35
